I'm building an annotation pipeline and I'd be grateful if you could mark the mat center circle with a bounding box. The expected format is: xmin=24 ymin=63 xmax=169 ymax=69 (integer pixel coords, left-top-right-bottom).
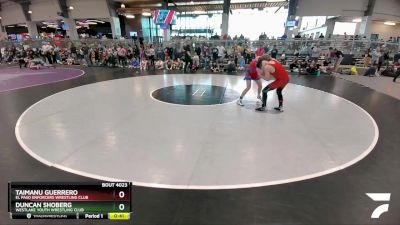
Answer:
xmin=151 ymin=84 xmax=240 ymax=105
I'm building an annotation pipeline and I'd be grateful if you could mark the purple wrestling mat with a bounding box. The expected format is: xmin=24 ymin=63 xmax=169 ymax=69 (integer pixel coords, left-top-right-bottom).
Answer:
xmin=0 ymin=67 xmax=84 ymax=92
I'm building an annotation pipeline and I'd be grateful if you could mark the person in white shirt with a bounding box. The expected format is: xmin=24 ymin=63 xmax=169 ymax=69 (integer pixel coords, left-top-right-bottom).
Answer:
xmin=217 ymin=45 xmax=225 ymax=59
xmin=140 ymin=58 xmax=148 ymax=71
xmin=147 ymin=45 xmax=155 ymax=67
xmin=311 ymin=45 xmax=321 ymax=63
xmin=155 ymin=59 xmax=164 ymax=70
xmin=192 ymin=54 xmax=200 ymax=71
xmin=280 ymin=51 xmax=286 ymax=65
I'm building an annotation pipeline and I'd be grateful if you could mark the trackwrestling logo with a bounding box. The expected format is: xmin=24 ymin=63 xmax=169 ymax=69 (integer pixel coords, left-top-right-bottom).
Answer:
xmin=366 ymin=193 xmax=391 ymax=219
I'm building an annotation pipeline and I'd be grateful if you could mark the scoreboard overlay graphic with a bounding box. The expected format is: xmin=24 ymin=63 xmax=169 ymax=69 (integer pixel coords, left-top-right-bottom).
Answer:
xmin=8 ymin=182 xmax=132 ymax=220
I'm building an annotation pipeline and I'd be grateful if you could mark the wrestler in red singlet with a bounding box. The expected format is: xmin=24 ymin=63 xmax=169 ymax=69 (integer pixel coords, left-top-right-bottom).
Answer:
xmin=268 ymin=59 xmax=290 ymax=90
xmin=255 ymin=56 xmax=290 ymax=112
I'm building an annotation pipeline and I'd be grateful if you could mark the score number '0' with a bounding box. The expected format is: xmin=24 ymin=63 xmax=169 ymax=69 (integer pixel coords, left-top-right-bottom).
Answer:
xmin=119 ymin=191 xmax=125 ymax=211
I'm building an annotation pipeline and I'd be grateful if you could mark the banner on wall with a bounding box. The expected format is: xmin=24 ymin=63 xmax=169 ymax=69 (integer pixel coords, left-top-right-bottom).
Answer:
xmin=153 ymin=9 xmax=176 ymax=29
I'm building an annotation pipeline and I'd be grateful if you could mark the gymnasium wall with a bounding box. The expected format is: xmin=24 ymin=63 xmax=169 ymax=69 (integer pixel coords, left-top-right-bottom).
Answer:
xmin=67 ymin=0 xmax=110 ymax=20
xmin=296 ymin=0 xmax=368 ymax=17
xmin=370 ymin=21 xmax=400 ymax=40
xmin=297 ymin=0 xmax=400 ymax=22
xmin=30 ymin=0 xmax=62 ymax=22
xmin=0 ymin=0 xmax=111 ymax=26
xmin=1 ymin=3 xmax=26 ymax=26
xmin=373 ymin=0 xmax=400 ymax=21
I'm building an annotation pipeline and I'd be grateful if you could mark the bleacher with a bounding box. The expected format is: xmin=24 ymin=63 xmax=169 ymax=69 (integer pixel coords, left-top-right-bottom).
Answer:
xmin=1 ymin=37 xmax=398 ymax=75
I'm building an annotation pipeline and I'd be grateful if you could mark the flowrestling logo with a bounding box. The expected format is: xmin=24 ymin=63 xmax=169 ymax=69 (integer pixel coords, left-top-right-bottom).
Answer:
xmin=366 ymin=193 xmax=391 ymax=219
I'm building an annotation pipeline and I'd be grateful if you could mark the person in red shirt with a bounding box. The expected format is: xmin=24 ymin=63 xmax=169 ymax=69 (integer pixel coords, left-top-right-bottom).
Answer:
xmin=237 ymin=58 xmax=262 ymax=106
xmin=256 ymin=47 xmax=265 ymax=57
xmin=255 ymin=54 xmax=290 ymax=112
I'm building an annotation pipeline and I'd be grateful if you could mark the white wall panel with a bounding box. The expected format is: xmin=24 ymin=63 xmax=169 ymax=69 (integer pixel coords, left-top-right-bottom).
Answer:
xmin=67 ymin=0 xmax=110 ymax=19
xmin=1 ymin=3 xmax=25 ymax=26
xmin=370 ymin=21 xmax=400 ymax=40
xmin=30 ymin=0 xmax=62 ymax=21
xmin=297 ymin=0 xmax=368 ymax=17
xmin=373 ymin=0 xmax=400 ymax=21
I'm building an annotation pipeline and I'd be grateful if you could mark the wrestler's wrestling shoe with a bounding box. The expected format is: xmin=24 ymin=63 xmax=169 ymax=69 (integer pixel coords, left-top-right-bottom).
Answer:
xmin=274 ymin=106 xmax=284 ymax=112
xmin=255 ymin=106 xmax=266 ymax=111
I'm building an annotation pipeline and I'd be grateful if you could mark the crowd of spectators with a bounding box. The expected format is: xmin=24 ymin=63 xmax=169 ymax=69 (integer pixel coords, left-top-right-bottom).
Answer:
xmin=0 ymin=40 xmax=262 ymax=73
xmin=1 ymin=37 xmax=398 ymax=77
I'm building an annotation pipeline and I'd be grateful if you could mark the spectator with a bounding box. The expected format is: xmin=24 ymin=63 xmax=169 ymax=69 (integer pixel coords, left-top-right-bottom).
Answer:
xmin=127 ymin=50 xmax=133 ymax=65
xmin=364 ymin=48 xmax=372 ymax=67
xmin=132 ymin=57 xmax=140 ymax=69
xmin=333 ymin=48 xmax=344 ymax=73
xmin=16 ymin=51 xmax=28 ymax=69
xmin=155 ymin=58 xmax=164 ymax=70
xmin=117 ymin=45 xmax=127 ymax=67
xmin=195 ymin=45 xmax=202 ymax=56
xmin=211 ymin=46 xmax=219 ymax=62
xmin=172 ymin=58 xmax=183 ymax=70
xmin=290 ymin=57 xmax=299 ymax=72
xmin=280 ymin=51 xmax=286 ymax=65
xmin=311 ymin=45 xmax=321 ymax=63
xmin=148 ymin=44 xmax=155 ymax=67
xmin=237 ymin=53 xmax=245 ymax=70
xmin=371 ymin=47 xmax=381 ymax=75
xmin=393 ymin=59 xmax=400 ymax=82
xmin=306 ymin=61 xmax=319 ymax=75
xmin=270 ymin=45 xmax=278 ymax=59
xmin=293 ymin=49 xmax=299 ymax=57
xmin=363 ymin=66 xmax=377 ymax=77
xmin=81 ymin=43 xmax=90 ymax=66
xmin=140 ymin=58 xmax=148 ymax=71
xmin=256 ymin=46 xmax=265 ymax=57
xmin=192 ymin=54 xmax=200 ymax=71
xmin=165 ymin=59 xmax=173 ymax=70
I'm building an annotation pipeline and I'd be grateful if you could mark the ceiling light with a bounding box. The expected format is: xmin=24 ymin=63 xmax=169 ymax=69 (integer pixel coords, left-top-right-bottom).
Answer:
xmin=84 ymin=20 xmax=98 ymax=24
xmin=193 ymin=10 xmax=205 ymax=14
xmin=28 ymin=10 xmax=32 ymax=14
xmin=7 ymin=25 xmax=15 ymax=27
xmin=87 ymin=19 xmax=105 ymax=24
xmin=352 ymin=18 xmax=362 ymax=23
xmin=121 ymin=3 xmax=126 ymax=8
xmin=142 ymin=12 xmax=151 ymax=16
xmin=126 ymin=14 xmax=135 ymax=19
xmin=0 ymin=17 xmax=2 ymax=20
xmin=190 ymin=1 xmax=194 ymax=4
xmin=384 ymin=21 xmax=396 ymax=26
xmin=69 ymin=6 xmax=74 ymax=10
xmin=77 ymin=21 xmax=97 ymax=25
